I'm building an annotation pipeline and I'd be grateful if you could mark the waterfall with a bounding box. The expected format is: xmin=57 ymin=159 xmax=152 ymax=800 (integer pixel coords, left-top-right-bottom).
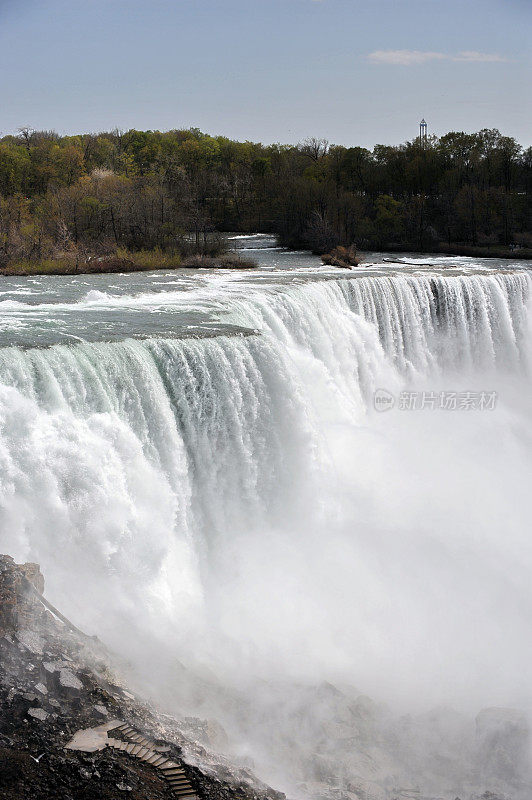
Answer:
xmin=0 ymin=270 xmax=531 ymax=707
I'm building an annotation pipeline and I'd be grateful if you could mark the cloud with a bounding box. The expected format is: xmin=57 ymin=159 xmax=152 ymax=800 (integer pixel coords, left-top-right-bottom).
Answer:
xmin=368 ymin=50 xmax=446 ymax=66
xmin=454 ymin=51 xmax=507 ymax=62
xmin=368 ymin=49 xmax=507 ymax=66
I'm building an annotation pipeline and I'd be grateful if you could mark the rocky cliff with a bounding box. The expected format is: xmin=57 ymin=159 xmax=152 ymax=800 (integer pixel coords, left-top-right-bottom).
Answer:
xmin=0 ymin=555 xmax=284 ymax=800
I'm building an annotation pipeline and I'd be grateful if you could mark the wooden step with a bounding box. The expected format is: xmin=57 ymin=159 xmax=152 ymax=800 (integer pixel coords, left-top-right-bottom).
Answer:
xmin=145 ymin=753 xmax=164 ymax=764
xmin=169 ymin=783 xmax=194 ymax=792
xmin=109 ymin=740 xmax=127 ymax=751
xmin=152 ymin=756 xmax=170 ymax=767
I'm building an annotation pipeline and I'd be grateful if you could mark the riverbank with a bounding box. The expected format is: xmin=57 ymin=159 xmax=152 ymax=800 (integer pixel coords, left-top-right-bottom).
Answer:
xmin=372 ymin=243 xmax=532 ymax=260
xmin=0 ymin=250 xmax=257 ymax=277
xmin=2 ymin=239 xmax=530 ymax=277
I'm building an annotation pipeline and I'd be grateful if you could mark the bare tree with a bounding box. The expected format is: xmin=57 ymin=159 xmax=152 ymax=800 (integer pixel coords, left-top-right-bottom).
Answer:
xmin=299 ymin=138 xmax=329 ymax=161
xmin=18 ymin=126 xmax=35 ymax=153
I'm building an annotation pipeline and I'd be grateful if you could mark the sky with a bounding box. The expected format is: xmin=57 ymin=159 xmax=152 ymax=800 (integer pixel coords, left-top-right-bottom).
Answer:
xmin=0 ymin=0 xmax=530 ymax=149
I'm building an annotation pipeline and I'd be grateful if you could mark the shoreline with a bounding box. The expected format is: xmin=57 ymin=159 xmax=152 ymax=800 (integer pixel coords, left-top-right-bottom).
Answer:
xmin=0 ymin=252 xmax=258 ymax=277
xmin=1 ymin=242 xmax=530 ymax=278
xmin=363 ymin=243 xmax=532 ymax=261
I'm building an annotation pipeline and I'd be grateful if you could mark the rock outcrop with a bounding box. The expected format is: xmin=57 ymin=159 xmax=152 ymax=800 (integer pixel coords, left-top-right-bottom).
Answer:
xmin=0 ymin=555 xmax=284 ymax=800
xmin=0 ymin=556 xmax=45 ymax=636
xmin=321 ymin=245 xmax=360 ymax=269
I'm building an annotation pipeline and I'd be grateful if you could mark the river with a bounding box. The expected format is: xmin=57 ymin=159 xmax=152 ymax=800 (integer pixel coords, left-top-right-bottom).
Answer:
xmin=1 ymin=236 xmax=531 ymax=798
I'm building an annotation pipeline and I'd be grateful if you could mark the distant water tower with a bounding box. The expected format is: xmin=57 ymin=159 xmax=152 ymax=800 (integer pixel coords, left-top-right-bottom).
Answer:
xmin=419 ymin=119 xmax=428 ymax=147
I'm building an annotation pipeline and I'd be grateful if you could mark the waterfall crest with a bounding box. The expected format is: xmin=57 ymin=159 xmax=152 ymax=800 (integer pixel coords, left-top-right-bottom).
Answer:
xmin=0 ymin=271 xmax=530 ymax=696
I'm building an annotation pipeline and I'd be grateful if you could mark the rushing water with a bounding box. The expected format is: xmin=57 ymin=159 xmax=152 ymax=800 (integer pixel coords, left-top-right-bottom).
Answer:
xmin=1 ymin=238 xmax=531 ymax=798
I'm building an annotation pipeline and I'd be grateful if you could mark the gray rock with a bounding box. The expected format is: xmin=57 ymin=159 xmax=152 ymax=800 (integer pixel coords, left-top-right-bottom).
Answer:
xmin=59 ymin=669 xmax=83 ymax=691
xmin=43 ymin=660 xmax=69 ymax=673
xmin=17 ymin=630 xmax=44 ymax=655
xmin=28 ymin=707 xmax=49 ymax=721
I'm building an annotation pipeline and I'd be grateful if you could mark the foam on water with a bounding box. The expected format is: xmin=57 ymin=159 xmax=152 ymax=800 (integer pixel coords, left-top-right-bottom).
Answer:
xmin=0 ymin=268 xmax=531 ymax=796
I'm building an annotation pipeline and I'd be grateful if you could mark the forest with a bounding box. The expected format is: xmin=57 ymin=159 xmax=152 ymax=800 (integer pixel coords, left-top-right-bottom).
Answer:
xmin=0 ymin=126 xmax=531 ymax=271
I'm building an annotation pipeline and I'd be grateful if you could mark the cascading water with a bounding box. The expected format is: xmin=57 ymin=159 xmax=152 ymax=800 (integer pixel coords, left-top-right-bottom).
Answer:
xmin=0 ymin=267 xmax=531 ymax=798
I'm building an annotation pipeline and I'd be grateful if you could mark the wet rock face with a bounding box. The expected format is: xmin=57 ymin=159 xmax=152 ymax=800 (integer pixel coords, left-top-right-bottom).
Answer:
xmin=19 ymin=562 xmax=45 ymax=595
xmin=0 ymin=555 xmax=45 ymax=636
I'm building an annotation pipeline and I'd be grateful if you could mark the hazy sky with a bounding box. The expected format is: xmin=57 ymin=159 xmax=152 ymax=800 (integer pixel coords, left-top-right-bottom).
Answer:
xmin=0 ymin=0 xmax=530 ymax=148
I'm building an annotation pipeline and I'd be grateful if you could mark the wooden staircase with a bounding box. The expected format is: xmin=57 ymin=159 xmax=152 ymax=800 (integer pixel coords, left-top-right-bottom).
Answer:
xmin=107 ymin=722 xmax=198 ymax=798
xmin=65 ymin=720 xmax=199 ymax=798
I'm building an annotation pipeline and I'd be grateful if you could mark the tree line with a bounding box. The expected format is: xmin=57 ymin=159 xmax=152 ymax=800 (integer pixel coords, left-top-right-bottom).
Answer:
xmin=0 ymin=125 xmax=530 ymax=267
